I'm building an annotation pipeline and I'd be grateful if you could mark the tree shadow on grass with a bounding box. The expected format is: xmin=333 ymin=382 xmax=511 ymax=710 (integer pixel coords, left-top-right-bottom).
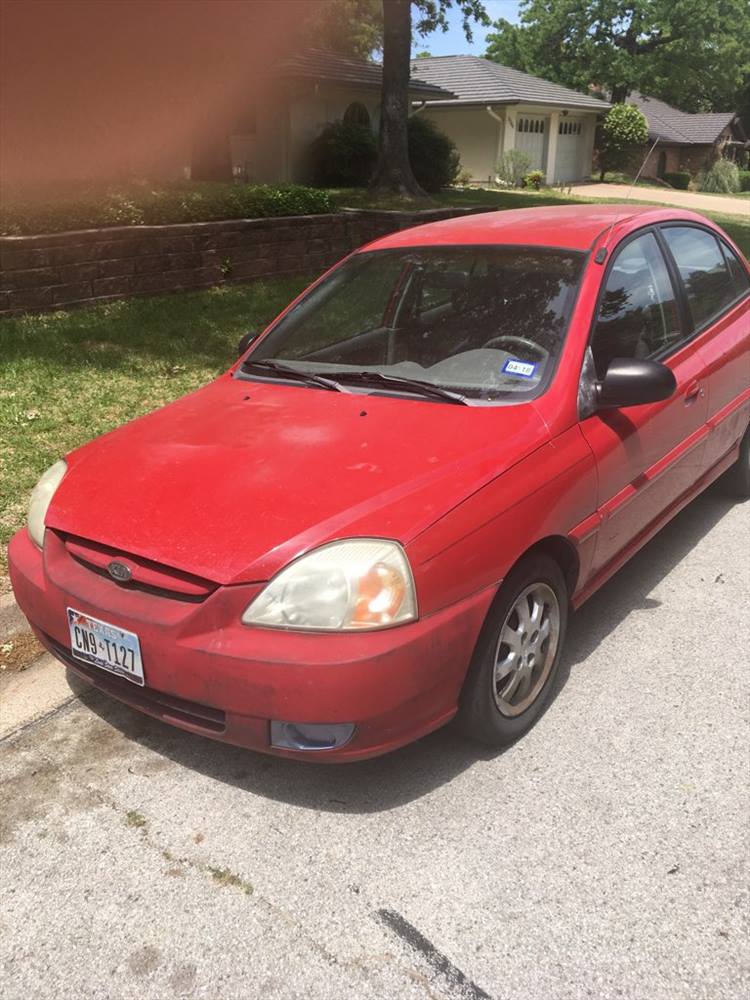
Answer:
xmin=73 ymin=480 xmax=737 ymax=814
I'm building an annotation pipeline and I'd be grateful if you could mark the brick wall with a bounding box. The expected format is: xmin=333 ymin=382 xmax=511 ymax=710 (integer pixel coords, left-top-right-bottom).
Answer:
xmin=0 ymin=207 xmax=484 ymax=317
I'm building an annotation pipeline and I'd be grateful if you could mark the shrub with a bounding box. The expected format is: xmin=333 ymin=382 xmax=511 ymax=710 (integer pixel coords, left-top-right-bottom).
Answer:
xmin=700 ymin=158 xmax=741 ymax=194
xmin=522 ymin=170 xmax=545 ymax=190
xmin=0 ymin=183 xmax=336 ymax=236
xmin=407 ymin=115 xmax=460 ymax=192
xmin=738 ymin=169 xmax=750 ymax=192
xmin=309 ymin=120 xmax=377 ymax=187
xmin=454 ymin=168 xmax=473 ymax=187
xmin=663 ymin=171 xmax=691 ymax=190
xmin=598 ymin=104 xmax=649 ymax=180
xmin=497 ymin=150 xmax=531 ymax=188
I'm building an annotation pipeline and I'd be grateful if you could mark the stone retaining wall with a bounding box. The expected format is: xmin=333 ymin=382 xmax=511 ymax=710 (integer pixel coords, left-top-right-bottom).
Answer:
xmin=0 ymin=207 xmax=484 ymax=317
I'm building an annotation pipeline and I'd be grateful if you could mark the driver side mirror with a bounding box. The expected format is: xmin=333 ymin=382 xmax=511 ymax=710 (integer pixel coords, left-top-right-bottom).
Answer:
xmin=597 ymin=358 xmax=676 ymax=409
xmin=237 ymin=331 xmax=258 ymax=358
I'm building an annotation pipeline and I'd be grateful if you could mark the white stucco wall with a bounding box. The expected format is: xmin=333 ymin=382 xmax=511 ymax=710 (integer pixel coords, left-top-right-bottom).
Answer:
xmin=286 ymin=84 xmax=382 ymax=182
xmin=422 ymin=106 xmax=501 ymax=183
xmin=425 ymin=104 xmax=601 ymax=185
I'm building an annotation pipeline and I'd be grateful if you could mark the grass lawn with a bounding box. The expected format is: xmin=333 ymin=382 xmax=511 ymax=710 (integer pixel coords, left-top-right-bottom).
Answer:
xmin=332 ymin=186 xmax=750 ymax=257
xmin=0 ymin=278 xmax=309 ymax=585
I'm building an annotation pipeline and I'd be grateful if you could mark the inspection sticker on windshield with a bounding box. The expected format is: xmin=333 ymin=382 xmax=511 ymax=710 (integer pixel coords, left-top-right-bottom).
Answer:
xmin=503 ymin=359 xmax=537 ymax=378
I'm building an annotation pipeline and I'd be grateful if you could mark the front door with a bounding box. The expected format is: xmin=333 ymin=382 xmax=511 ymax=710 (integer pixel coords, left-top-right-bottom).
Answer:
xmin=580 ymin=229 xmax=709 ymax=575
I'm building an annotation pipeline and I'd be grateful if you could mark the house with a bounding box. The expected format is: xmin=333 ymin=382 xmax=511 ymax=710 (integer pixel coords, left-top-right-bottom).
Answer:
xmin=408 ymin=55 xmax=610 ymax=184
xmin=627 ymin=93 xmax=748 ymax=179
xmin=226 ymin=49 xmax=454 ymax=184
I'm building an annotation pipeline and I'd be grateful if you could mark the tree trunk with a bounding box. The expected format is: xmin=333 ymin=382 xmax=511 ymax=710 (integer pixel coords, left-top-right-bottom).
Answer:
xmin=369 ymin=0 xmax=426 ymax=198
xmin=610 ymin=84 xmax=630 ymax=104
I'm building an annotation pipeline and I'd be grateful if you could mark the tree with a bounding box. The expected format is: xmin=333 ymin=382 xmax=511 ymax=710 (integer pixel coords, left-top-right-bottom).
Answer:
xmin=306 ymin=0 xmax=383 ymax=59
xmin=370 ymin=0 xmax=488 ymax=197
xmin=485 ymin=1 xmax=750 ymax=112
xmin=598 ymin=103 xmax=649 ymax=180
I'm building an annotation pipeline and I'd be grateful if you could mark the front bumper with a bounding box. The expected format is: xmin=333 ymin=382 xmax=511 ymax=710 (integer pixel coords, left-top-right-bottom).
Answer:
xmin=8 ymin=528 xmax=495 ymax=761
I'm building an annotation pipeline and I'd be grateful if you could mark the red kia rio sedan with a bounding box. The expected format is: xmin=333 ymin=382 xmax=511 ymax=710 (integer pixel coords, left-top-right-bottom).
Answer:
xmin=9 ymin=205 xmax=750 ymax=760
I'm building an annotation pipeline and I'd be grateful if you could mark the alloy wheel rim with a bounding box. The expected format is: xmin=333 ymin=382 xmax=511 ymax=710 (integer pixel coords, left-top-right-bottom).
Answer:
xmin=492 ymin=582 xmax=561 ymax=718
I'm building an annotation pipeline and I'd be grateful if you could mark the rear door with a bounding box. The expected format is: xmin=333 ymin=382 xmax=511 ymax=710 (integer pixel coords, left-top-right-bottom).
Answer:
xmin=579 ymin=229 xmax=709 ymax=575
xmin=659 ymin=224 xmax=750 ymax=471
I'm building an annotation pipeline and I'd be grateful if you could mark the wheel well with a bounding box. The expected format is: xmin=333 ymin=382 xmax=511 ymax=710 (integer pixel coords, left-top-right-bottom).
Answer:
xmin=513 ymin=536 xmax=580 ymax=598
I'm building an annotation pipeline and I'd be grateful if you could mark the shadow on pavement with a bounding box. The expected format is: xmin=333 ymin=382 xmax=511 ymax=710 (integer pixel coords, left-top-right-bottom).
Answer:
xmin=74 ymin=480 xmax=738 ymax=813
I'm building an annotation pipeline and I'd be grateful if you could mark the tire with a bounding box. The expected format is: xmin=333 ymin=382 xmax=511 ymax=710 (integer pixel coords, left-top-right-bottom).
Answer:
xmin=722 ymin=425 xmax=750 ymax=500
xmin=456 ymin=554 xmax=568 ymax=748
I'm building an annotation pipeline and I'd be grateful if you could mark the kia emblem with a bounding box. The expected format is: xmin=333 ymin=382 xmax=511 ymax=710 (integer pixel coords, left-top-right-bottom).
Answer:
xmin=107 ymin=560 xmax=132 ymax=583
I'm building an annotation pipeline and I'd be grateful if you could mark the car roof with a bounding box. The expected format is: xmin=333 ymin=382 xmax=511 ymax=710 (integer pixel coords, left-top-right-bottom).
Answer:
xmin=363 ymin=204 xmax=710 ymax=253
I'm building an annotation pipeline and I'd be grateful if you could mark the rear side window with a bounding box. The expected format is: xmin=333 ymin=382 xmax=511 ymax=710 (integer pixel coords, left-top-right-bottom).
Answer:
xmin=720 ymin=240 xmax=750 ymax=299
xmin=591 ymin=232 xmax=681 ymax=379
xmin=661 ymin=226 xmax=739 ymax=328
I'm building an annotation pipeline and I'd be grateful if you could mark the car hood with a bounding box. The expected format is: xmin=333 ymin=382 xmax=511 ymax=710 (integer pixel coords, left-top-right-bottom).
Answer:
xmin=47 ymin=374 xmax=549 ymax=584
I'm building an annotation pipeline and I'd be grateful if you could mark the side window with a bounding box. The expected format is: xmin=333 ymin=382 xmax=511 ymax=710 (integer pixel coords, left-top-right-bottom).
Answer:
xmin=661 ymin=226 xmax=739 ymax=328
xmin=720 ymin=240 xmax=750 ymax=299
xmin=591 ymin=232 xmax=681 ymax=379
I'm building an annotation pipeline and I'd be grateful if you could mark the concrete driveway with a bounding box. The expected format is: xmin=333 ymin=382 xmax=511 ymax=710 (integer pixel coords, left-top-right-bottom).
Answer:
xmin=2 ymin=482 xmax=749 ymax=1000
xmin=573 ymin=183 xmax=750 ymax=218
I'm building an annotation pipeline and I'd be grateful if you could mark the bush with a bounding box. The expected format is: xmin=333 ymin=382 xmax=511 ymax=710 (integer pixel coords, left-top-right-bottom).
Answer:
xmin=497 ymin=150 xmax=531 ymax=188
xmin=739 ymin=169 xmax=750 ymax=192
xmin=598 ymin=104 xmax=649 ymax=179
xmin=522 ymin=170 xmax=545 ymax=190
xmin=700 ymin=158 xmax=741 ymax=194
xmin=0 ymin=182 xmax=336 ymax=236
xmin=407 ymin=115 xmax=460 ymax=192
xmin=309 ymin=120 xmax=378 ymax=187
xmin=663 ymin=171 xmax=691 ymax=190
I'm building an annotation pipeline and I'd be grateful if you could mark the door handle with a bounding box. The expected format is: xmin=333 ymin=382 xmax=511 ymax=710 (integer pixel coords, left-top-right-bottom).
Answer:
xmin=684 ymin=381 xmax=704 ymax=404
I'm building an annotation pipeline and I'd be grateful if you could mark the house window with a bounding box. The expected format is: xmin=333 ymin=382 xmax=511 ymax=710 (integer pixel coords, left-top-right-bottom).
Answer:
xmin=558 ymin=120 xmax=582 ymax=135
xmin=343 ymin=102 xmax=371 ymax=128
xmin=518 ymin=117 xmax=545 ymax=135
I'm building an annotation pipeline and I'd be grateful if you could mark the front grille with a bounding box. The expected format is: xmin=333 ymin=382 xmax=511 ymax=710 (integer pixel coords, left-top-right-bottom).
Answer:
xmin=43 ymin=632 xmax=226 ymax=734
xmin=60 ymin=533 xmax=217 ymax=603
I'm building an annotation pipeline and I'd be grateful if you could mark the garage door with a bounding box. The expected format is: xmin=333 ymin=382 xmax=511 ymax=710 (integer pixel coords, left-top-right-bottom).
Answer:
xmin=516 ymin=115 xmax=548 ymax=172
xmin=555 ymin=118 xmax=585 ymax=182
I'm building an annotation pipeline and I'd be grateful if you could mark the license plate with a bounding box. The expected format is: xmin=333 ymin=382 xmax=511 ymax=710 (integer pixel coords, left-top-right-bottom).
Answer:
xmin=67 ymin=607 xmax=144 ymax=685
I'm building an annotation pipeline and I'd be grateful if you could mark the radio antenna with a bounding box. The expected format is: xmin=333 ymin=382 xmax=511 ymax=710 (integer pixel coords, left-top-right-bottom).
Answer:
xmin=598 ymin=135 xmax=660 ymax=259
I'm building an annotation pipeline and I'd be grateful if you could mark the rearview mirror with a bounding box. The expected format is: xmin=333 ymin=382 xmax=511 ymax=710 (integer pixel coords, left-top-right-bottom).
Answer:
xmin=237 ymin=331 xmax=258 ymax=357
xmin=597 ymin=358 xmax=676 ymax=409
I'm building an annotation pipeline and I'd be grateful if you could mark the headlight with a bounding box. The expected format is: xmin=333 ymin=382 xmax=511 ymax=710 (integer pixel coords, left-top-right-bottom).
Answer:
xmin=27 ymin=459 xmax=67 ymax=549
xmin=242 ymin=539 xmax=417 ymax=631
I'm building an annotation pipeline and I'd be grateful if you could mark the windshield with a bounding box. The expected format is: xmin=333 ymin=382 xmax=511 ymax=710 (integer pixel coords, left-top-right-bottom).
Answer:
xmin=244 ymin=246 xmax=585 ymax=402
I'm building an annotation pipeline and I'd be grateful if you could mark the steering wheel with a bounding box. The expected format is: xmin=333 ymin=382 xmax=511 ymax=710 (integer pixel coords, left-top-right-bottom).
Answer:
xmin=484 ymin=335 xmax=547 ymax=361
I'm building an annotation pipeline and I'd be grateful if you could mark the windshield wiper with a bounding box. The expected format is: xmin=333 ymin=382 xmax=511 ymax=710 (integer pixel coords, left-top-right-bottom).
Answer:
xmin=317 ymin=370 xmax=468 ymax=405
xmin=241 ymin=360 xmax=347 ymax=393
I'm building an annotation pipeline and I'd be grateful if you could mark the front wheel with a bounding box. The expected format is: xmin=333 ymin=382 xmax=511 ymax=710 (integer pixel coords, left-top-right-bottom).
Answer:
xmin=456 ymin=554 xmax=568 ymax=748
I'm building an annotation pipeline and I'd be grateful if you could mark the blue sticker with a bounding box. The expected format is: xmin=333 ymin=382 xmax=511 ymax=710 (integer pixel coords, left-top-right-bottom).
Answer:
xmin=503 ymin=358 xmax=537 ymax=379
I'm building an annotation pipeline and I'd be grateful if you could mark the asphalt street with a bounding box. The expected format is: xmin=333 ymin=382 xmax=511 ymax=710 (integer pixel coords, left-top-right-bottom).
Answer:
xmin=2 ymin=481 xmax=749 ymax=1000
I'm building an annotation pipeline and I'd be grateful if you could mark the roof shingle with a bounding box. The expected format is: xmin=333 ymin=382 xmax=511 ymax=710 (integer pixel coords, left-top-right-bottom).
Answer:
xmin=628 ymin=93 xmax=738 ymax=145
xmin=408 ymin=55 xmax=610 ymax=112
xmin=278 ymin=48 xmax=454 ymax=98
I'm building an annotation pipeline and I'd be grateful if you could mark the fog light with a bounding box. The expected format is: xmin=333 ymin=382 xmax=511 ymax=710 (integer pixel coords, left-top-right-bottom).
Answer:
xmin=270 ymin=721 xmax=355 ymax=751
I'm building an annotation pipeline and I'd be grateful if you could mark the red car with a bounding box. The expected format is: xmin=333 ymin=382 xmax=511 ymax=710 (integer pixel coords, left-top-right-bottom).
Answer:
xmin=9 ymin=205 xmax=750 ymax=761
